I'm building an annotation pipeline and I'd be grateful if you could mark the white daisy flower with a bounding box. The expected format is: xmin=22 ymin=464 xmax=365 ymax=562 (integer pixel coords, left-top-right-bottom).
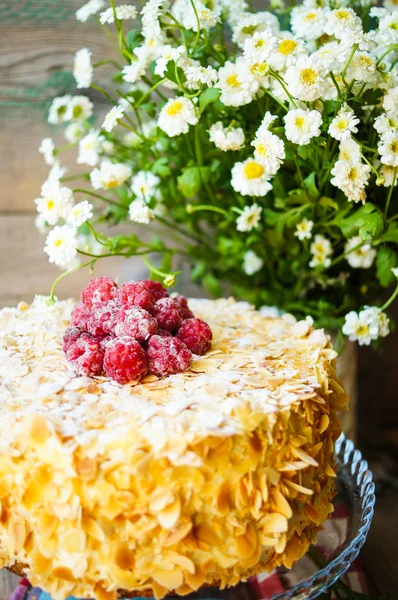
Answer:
xmin=65 ymin=96 xmax=94 ymax=121
xmin=99 ymin=5 xmax=137 ymax=24
xmin=155 ymin=45 xmax=185 ymax=77
xmin=379 ymin=132 xmax=398 ymax=166
xmin=328 ymin=104 xmax=360 ymax=141
xmin=77 ymin=131 xmax=103 ymax=166
xmin=158 ymin=97 xmax=198 ymax=137
xmin=45 ymin=164 xmax=67 ymax=186
xmin=129 ymin=198 xmax=155 ymax=224
xmin=295 ymin=218 xmax=314 ymax=241
xmin=346 ymin=52 xmax=376 ymax=83
xmin=236 ymin=204 xmax=262 ymax=232
xmin=284 ymin=56 xmax=327 ymax=101
xmin=217 ymin=61 xmax=254 ymax=107
xmin=64 ymin=122 xmax=86 ymax=143
xmin=74 ymin=48 xmax=93 ymax=89
xmin=243 ymin=31 xmax=279 ymax=63
xmin=342 ymin=310 xmax=379 ymax=345
xmin=243 ymin=250 xmax=264 ymax=275
xmin=330 ymin=159 xmax=371 ymax=203
xmin=38 ymin=138 xmax=57 ymax=166
xmin=141 ymin=0 xmax=166 ymax=38
xmin=312 ymin=41 xmax=350 ymax=71
xmin=251 ymin=131 xmax=285 ymax=175
xmin=268 ymin=34 xmax=307 ymax=71
xmin=232 ymin=12 xmax=280 ymax=47
xmin=379 ymin=164 xmax=398 ymax=187
xmin=339 ymin=138 xmax=362 ymax=162
xmin=238 ymin=57 xmax=269 ymax=90
xmin=284 ymin=108 xmax=322 ymax=145
xmin=66 ymin=201 xmax=93 ymax=227
xmin=76 ymin=0 xmax=104 ymax=22
xmin=44 ymin=226 xmax=78 ymax=268
xmin=345 ymin=236 xmax=376 ymax=269
xmin=48 ymin=95 xmax=72 ymax=124
xmin=131 ymin=171 xmax=160 ymax=200
xmin=383 ymin=86 xmax=398 ymax=115
xmin=290 ymin=6 xmax=328 ymax=41
xmin=324 ymin=7 xmax=363 ymax=45
xmin=231 ymin=159 xmax=272 ymax=197
xmin=309 ymin=234 xmax=333 ymax=268
xmin=35 ymin=182 xmax=74 ymax=226
xmin=256 ymin=112 xmax=278 ymax=136
xmin=122 ymin=58 xmax=148 ymax=84
xmin=90 ymin=161 xmax=132 ymax=190
xmin=102 ymin=105 xmax=124 ymax=133
xmin=185 ymin=65 xmax=218 ymax=89
xmin=123 ymin=131 xmax=143 ymax=148
xmin=378 ymin=11 xmax=398 ymax=45
xmin=374 ymin=112 xmax=398 ymax=137
xmin=181 ymin=1 xmax=219 ymax=31
xmin=208 ymin=122 xmax=245 ymax=151
xmin=361 ymin=306 xmax=390 ymax=338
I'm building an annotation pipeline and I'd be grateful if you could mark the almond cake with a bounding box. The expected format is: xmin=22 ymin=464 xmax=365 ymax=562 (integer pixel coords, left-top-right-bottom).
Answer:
xmin=0 ymin=296 xmax=348 ymax=600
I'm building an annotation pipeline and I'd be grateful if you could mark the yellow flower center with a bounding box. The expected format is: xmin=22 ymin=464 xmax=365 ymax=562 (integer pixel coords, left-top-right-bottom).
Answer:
xmin=390 ymin=141 xmax=398 ymax=154
xmin=226 ymin=74 xmax=240 ymax=88
xmin=358 ymin=55 xmax=373 ymax=67
xmin=355 ymin=323 xmax=369 ymax=336
xmin=55 ymin=239 xmax=63 ymax=247
xmin=166 ymin=100 xmax=184 ymax=116
xmin=242 ymin=25 xmax=257 ymax=35
xmin=390 ymin=23 xmax=398 ymax=31
xmin=337 ymin=119 xmax=348 ymax=130
xmin=295 ymin=117 xmax=305 ymax=129
xmin=255 ymin=39 xmax=266 ymax=48
xmin=244 ymin=161 xmax=264 ymax=179
xmin=305 ymin=12 xmax=317 ymax=20
xmin=250 ymin=62 xmax=269 ymax=77
xmin=73 ymin=105 xmax=83 ymax=119
xmin=300 ymin=68 xmax=318 ymax=86
xmin=46 ymin=200 xmax=55 ymax=210
xmin=347 ymin=167 xmax=358 ymax=181
xmin=255 ymin=143 xmax=269 ymax=157
xmin=106 ymin=178 xmax=119 ymax=189
xmin=278 ymin=39 xmax=297 ymax=55
xmin=335 ymin=9 xmax=350 ymax=19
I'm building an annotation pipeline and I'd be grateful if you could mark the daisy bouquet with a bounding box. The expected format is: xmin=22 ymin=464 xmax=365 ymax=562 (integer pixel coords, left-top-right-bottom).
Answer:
xmin=37 ymin=0 xmax=398 ymax=348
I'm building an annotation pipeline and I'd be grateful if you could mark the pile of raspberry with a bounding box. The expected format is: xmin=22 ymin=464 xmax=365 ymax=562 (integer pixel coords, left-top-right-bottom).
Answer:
xmin=63 ymin=277 xmax=212 ymax=384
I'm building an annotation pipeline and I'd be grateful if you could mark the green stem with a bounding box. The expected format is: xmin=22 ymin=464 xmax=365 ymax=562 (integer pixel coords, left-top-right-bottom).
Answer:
xmin=188 ymin=0 xmax=201 ymax=55
xmin=86 ymin=221 xmax=110 ymax=247
xmin=93 ymin=59 xmax=122 ymax=69
xmin=385 ymin=167 xmax=397 ymax=216
xmin=73 ymin=188 xmax=124 ymax=209
xmin=329 ymin=71 xmax=341 ymax=99
xmin=269 ymin=69 xmax=298 ymax=108
xmin=382 ymin=283 xmax=398 ymax=311
xmin=376 ymin=44 xmax=398 ymax=67
xmin=264 ymin=89 xmax=288 ymax=112
xmin=330 ymin=240 xmax=367 ymax=267
xmin=136 ymin=78 xmax=166 ymax=107
xmin=90 ymin=83 xmax=116 ymax=105
xmin=50 ymin=259 xmax=96 ymax=302
xmin=142 ymin=76 xmax=167 ymax=101
xmin=341 ymin=43 xmax=358 ymax=82
xmin=187 ymin=204 xmax=228 ymax=216
xmin=165 ymin=11 xmax=188 ymax=53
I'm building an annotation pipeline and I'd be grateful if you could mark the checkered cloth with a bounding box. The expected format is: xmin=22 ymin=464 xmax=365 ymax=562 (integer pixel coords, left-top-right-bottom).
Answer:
xmin=10 ymin=503 xmax=367 ymax=600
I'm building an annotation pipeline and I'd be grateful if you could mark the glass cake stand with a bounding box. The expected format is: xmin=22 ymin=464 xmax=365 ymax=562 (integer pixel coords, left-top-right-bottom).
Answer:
xmin=165 ymin=433 xmax=375 ymax=600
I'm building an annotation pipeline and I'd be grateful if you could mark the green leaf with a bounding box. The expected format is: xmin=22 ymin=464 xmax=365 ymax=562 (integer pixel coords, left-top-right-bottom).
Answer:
xmin=199 ymin=87 xmax=221 ymax=113
xmin=337 ymin=203 xmax=386 ymax=241
xmin=380 ymin=222 xmax=398 ymax=243
xmin=303 ymin=172 xmax=319 ymax=199
xmin=376 ymin=246 xmax=397 ymax=287
xmin=152 ymin=157 xmax=171 ymax=177
xmin=164 ymin=61 xmax=186 ymax=85
xmin=297 ymin=146 xmax=308 ymax=160
xmin=177 ymin=166 xmax=210 ymax=198
xmin=125 ymin=30 xmax=144 ymax=52
xmin=319 ymin=196 xmax=339 ymax=211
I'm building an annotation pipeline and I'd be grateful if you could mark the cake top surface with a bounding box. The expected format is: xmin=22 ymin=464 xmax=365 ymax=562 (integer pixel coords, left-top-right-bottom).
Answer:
xmin=0 ymin=296 xmax=337 ymax=455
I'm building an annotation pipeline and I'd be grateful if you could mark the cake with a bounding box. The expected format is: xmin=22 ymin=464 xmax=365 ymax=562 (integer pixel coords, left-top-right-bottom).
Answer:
xmin=0 ymin=296 xmax=348 ymax=600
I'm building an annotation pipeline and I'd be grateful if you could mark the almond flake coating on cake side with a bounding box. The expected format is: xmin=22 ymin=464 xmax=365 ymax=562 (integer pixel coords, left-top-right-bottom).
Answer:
xmin=0 ymin=297 xmax=348 ymax=600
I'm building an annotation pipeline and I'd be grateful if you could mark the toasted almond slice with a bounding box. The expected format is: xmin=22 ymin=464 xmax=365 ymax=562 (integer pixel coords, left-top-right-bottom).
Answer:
xmin=157 ymin=495 xmax=181 ymax=530
xmin=325 ymin=464 xmax=337 ymax=477
xmin=284 ymin=479 xmax=314 ymax=495
xmin=272 ymin=489 xmax=292 ymax=520
xmin=259 ymin=513 xmax=288 ymax=533
xmin=291 ymin=447 xmax=319 ymax=467
xmin=153 ymin=566 xmax=184 ymax=590
xmin=150 ymin=488 xmax=175 ymax=512
xmin=279 ymin=461 xmax=309 ymax=472
xmin=319 ymin=414 xmax=330 ymax=434
xmin=164 ymin=519 xmax=192 ymax=547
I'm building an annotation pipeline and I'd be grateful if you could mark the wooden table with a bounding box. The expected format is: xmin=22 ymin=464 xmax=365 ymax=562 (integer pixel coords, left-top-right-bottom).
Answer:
xmin=1 ymin=3 xmax=398 ymax=598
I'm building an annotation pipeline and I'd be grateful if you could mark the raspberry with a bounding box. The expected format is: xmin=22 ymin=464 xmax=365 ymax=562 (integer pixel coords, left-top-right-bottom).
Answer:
xmin=62 ymin=327 xmax=85 ymax=353
xmin=116 ymin=281 xmax=154 ymax=312
xmin=114 ymin=306 xmax=157 ymax=341
xmin=66 ymin=334 xmax=104 ymax=377
xmin=104 ymin=337 xmax=148 ymax=384
xmin=70 ymin=301 xmax=91 ymax=330
xmin=177 ymin=318 xmax=212 ymax=355
xmin=87 ymin=300 xmax=118 ymax=338
xmin=152 ymin=298 xmax=183 ymax=332
xmin=140 ymin=280 xmax=169 ymax=301
xmin=148 ymin=336 xmax=192 ymax=377
xmin=100 ymin=335 xmax=114 ymax=350
xmin=173 ymin=294 xmax=194 ymax=320
xmin=82 ymin=277 xmax=117 ymax=309
xmin=156 ymin=329 xmax=173 ymax=337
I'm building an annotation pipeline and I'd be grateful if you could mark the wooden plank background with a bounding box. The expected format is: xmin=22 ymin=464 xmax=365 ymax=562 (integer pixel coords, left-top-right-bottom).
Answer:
xmin=0 ymin=1 xmax=398 ymax=598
